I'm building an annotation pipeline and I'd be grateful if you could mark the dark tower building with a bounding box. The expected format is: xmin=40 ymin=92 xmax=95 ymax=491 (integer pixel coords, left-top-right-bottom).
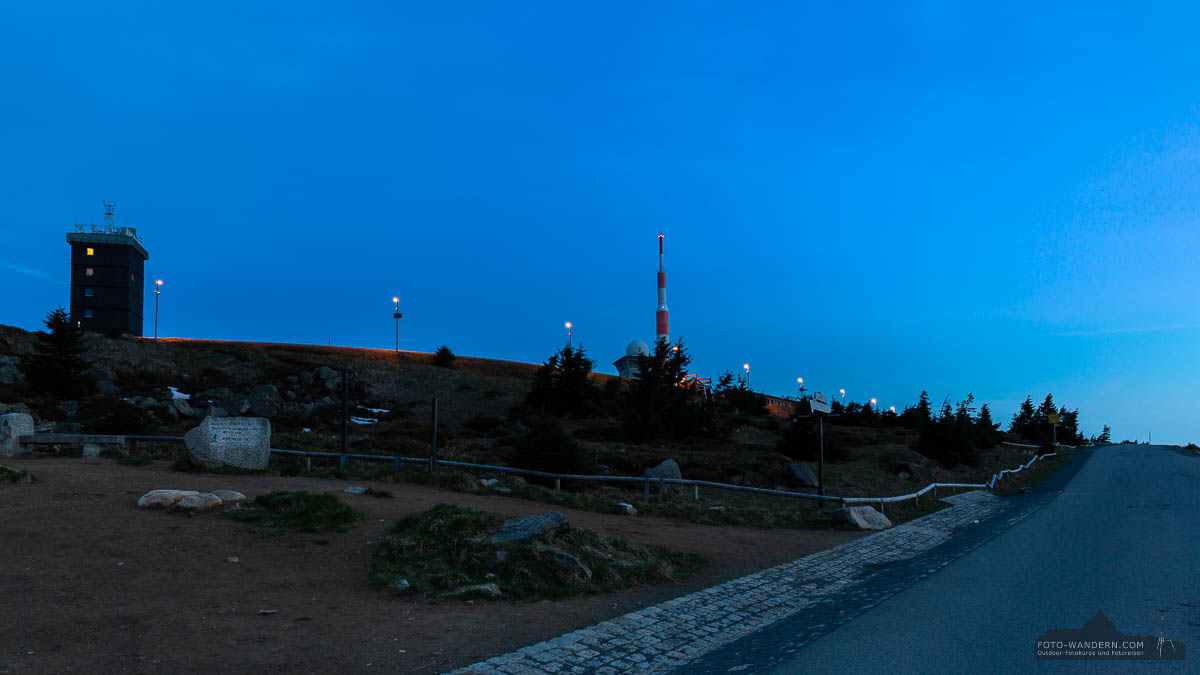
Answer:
xmin=66 ymin=202 xmax=150 ymax=336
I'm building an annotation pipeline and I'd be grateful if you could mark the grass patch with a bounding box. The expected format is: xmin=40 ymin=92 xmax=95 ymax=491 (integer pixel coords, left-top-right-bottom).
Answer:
xmin=224 ymin=490 xmax=365 ymax=533
xmin=369 ymin=504 xmax=704 ymax=600
xmin=0 ymin=465 xmax=34 ymax=484
xmin=993 ymin=454 xmax=1072 ymax=497
xmin=116 ymin=455 xmax=153 ymax=466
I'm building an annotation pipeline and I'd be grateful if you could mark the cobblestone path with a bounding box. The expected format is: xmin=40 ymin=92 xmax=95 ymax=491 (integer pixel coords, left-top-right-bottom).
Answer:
xmin=451 ymin=489 xmax=1036 ymax=674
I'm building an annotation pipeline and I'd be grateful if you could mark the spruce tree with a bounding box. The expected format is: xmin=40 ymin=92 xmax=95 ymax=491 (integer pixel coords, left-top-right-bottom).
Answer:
xmin=20 ymin=306 xmax=96 ymax=399
xmin=432 ymin=345 xmax=456 ymax=368
xmin=622 ymin=338 xmax=709 ymax=439
xmin=1010 ymin=396 xmax=1036 ymax=438
xmin=975 ymin=403 xmax=998 ymax=449
xmin=915 ymin=390 xmax=933 ymax=423
xmin=525 ymin=345 xmax=597 ymax=415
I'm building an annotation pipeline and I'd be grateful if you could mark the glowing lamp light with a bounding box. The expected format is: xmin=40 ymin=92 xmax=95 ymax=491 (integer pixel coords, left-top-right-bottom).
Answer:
xmin=889 ymin=406 xmax=896 ymax=413
xmin=870 ymin=398 xmax=878 ymax=407
xmin=743 ymin=363 xmax=750 ymax=370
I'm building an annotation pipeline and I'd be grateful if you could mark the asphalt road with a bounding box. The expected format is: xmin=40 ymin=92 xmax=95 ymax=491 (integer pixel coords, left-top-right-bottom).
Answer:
xmin=685 ymin=445 xmax=1200 ymax=673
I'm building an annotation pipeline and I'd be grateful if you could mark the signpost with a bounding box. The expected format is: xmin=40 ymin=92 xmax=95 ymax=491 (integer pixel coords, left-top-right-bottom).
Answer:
xmin=797 ymin=393 xmax=834 ymax=508
xmin=1048 ymin=413 xmax=1060 ymax=445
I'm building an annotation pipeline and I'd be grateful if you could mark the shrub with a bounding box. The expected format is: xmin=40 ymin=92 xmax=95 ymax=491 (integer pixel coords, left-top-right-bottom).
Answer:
xmin=86 ymin=400 xmax=153 ymax=434
xmin=433 ymin=346 xmax=456 ymax=368
xmin=224 ymin=490 xmax=364 ymax=532
xmin=369 ymin=504 xmax=703 ymax=599
xmin=510 ymin=418 xmax=591 ymax=475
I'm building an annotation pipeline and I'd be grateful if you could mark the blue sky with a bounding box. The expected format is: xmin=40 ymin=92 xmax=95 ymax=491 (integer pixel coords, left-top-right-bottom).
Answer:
xmin=3 ymin=2 xmax=1199 ymax=443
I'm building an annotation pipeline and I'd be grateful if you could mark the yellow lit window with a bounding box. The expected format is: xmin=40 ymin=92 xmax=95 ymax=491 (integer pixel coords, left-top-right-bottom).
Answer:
xmin=86 ymin=247 xmax=94 ymax=256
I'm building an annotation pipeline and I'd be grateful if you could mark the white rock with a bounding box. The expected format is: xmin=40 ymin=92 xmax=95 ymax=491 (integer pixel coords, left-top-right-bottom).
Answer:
xmin=441 ymin=583 xmax=502 ymax=599
xmin=184 ymin=417 xmax=271 ymax=470
xmin=0 ymin=413 xmax=34 ymax=458
xmin=833 ymin=506 xmax=893 ymax=530
xmin=211 ymin=490 xmax=248 ymax=505
xmin=137 ymin=490 xmax=200 ymax=508
xmin=344 ymin=486 xmax=368 ymax=495
xmin=174 ymin=493 xmax=224 ymax=512
xmin=617 ymin=502 xmax=637 ymax=516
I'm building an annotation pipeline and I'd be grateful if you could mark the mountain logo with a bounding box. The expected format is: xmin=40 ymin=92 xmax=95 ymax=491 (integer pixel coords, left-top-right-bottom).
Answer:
xmin=1035 ymin=609 xmax=1186 ymax=660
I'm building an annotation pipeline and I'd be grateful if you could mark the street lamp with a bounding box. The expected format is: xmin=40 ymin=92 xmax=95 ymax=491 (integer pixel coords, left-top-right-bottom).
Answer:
xmin=840 ymin=388 xmax=846 ymax=404
xmin=796 ymin=377 xmax=804 ymax=396
xmin=392 ymin=297 xmax=403 ymax=352
xmin=154 ymin=279 xmax=162 ymax=340
xmin=889 ymin=405 xmax=896 ymax=413
xmin=870 ymin=397 xmax=878 ymax=410
xmin=743 ymin=363 xmax=750 ymax=388
xmin=565 ymin=321 xmax=573 ymax=348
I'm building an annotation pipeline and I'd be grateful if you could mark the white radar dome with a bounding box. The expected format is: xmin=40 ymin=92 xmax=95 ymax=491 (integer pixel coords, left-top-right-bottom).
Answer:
xmin=626 ymin=340 xmax=650 ymax=357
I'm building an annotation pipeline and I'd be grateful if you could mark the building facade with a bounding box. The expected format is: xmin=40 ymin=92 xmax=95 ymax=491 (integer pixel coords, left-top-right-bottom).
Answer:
xmin=66 ymin=225 xmax=150 ymax=336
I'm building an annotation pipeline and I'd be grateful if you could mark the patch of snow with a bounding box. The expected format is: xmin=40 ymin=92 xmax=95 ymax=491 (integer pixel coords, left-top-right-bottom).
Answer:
xmin=301 ymin=427 xmax=312 ymax=433
xmin=350 ymin=416 xmax=378 ymax=425
xmin=363 ymin=407 xmax=390 ymax=414
xmin=167 ymin=386 xmax=191 ymax=400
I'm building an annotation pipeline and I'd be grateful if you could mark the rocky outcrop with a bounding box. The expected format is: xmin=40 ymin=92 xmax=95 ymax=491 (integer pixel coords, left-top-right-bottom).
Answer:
xmin=833 ymin=506 xmax=893 ymax=530
xmin=536 ymin=544 xmax=592 ymax=580
xmin=0 ymin=355 xmax=24 ymax=384
xmin=489 ymin=513 xmax=569 ymax=545
xmin=788 ymin=463 xmax=818 ymax=488
xmin=247 ymin=385 xmax=282 ymax=417
xmin=645 ymin=459 xmax=682 ymax=492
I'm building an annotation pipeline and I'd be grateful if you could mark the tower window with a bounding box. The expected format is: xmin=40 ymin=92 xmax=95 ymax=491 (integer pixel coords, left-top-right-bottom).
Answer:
xmin=85 ymin=288 xmax=93 ymax=297
xmin=86 ymin=268 xmax=94 ymax=276
xmin=86 ymin=247 xmax=94 ymax=256
xmin=84 ymin=310 xmax=93 ymax=318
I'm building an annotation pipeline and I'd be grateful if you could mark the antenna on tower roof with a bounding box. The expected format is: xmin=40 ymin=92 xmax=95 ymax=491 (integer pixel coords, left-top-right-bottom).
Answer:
xmin=103 ymin=200 xmax=116 ymax=229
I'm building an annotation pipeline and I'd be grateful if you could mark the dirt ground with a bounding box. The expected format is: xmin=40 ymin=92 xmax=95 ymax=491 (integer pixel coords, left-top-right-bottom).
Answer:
xmin=0 ymin=458 xmax=862 ymax=674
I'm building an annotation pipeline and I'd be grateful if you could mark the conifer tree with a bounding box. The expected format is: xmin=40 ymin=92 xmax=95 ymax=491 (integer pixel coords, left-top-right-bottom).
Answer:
xmin=20 ymin=306 xmax=96 ymax=399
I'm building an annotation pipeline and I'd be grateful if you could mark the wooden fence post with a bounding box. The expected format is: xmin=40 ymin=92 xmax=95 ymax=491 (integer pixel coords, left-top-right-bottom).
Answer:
xmin=428 ymin=398 xmax=439 ymax=473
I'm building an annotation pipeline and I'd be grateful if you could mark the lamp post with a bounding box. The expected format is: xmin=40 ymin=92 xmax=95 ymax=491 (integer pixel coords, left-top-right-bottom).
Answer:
xmin=796 ymin=377 xmax=804 ymax=397
xmin=889 ymin=405 xmax=896 ymax=413
xmin=154 ymin=279 xmax=162 ymax=340
xmin=565 ymin=321 xmax=572 ymax=348
xmin=840 ymin=388 xmax=846 ymax=405
xmin=392 ymin=297 xmax=402 ymax=352
xmin=870 ymin=397 xmax=878 ymax=411
xmin=743 ymin=363 xmax=750 ymax=388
